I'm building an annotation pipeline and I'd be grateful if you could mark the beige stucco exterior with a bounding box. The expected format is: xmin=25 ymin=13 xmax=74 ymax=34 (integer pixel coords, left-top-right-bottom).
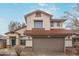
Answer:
xmin=6 ymin=33 xmax=19 ymax=46
xmin=6 ymin=33 xmax=19 ymax=39
xmin=5 ymin=10 xmax=74 ymax=50
xmin=6 ymin=27 xmax=33 ymax=47
xmin=65 ymin=36 xmax=73 ymax=47
xmin=6 ymin=27 xmax=27 ymax=45
xmin=26 ymin=13 xmax=51 ymax=30
xmin=26 ymin=39 xmax=32 ymax=47
xmin=51 ymin=22 xmax=64 ymax=29
xmin=16 ymin=27 xmax=27 ymax=36
xmin=65 ymin=40 xmax=72 ymax=47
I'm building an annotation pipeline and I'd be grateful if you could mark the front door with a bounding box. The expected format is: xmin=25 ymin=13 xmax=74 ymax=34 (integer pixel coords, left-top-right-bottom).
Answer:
xmin=10 ymin=37 xmax=16 ymax=47
xmin=12 ymin=39 xmax=16 ymax=46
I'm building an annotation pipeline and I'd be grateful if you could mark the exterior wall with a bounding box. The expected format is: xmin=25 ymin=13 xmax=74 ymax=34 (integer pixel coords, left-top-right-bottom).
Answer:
xmin=5 ymin=10 xmax=71 ymax=49
xmin=6 ymin=27 xmax=27 ymax=47
xmin=6 ymin=33 xmax=19 ymax=47
xmin=65 ymin=36 xmax=72 ymax=47
xmin=6 ymin=32 xmax=32 ymax=48
xmin=6 ymin=38 xmax=10 ymax=45
xmin=6 ymin=33 xmax=19 ymax=39
xmin=20 ymin=36 xmax=32 ymax=47
xmin=26 ymin=39 xmax=32 ymax=47
xmin=0 ymin=40 xmax=4 ymax=48
xmin=65 ymin=40 xmax=72 ymax=47
xmin=25 ymin=36 xmax=32 ymax=47
xmin=61 ymin=22 xmax=64 ymax=28
xmin=51 ymin=22 xmax=64 ymax=29
xmin=26 ymin=13 xmax=51 ymax=30
xmin=16 ymin=27 xmax=27 ymax=36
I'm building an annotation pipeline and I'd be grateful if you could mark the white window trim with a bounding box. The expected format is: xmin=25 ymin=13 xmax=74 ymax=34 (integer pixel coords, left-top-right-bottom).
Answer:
xmin=34 ymin=20 xmax=43 ymax=28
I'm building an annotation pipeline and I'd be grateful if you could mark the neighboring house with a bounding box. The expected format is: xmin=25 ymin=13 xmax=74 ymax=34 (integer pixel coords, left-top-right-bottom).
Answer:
xmin=0 ymin=35 xmax=6 ymax=48
xmin=5 ymin=10 xmax=79 ymax=53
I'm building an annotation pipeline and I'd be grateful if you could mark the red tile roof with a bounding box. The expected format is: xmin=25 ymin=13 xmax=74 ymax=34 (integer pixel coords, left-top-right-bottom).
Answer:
xmin=51 ymin=19 xmax=66 ymax=22
xmin=24 ymin=28 xmax=73 ymax=36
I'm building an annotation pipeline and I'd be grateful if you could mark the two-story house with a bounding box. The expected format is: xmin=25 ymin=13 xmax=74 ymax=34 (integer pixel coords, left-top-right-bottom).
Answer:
xmin=5 ymin=10 xmax=75 ymax=53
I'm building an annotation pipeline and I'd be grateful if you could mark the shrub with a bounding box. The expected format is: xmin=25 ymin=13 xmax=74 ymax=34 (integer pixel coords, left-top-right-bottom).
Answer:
xmin=14 ymin=45 xmax=24 ymax=56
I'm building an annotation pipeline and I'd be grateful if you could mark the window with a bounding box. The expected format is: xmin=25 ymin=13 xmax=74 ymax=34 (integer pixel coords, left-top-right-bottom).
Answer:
xmin=12 ymin=39 xmax=16 ymax=46
xmin=35 ymin=12 xmax=41 ymax=17
xmin=73 ymin=39 xmax=79 ymax=48
xmin=20 ymin=40 xmax=26 ymax=45
xmin=34 ymin=20 xmax=43 ymax=28
xmin=57 ymin=22 xmax=61 ymax=27
xmin=51 ymin=22 xmax=54 ymax=27
xmin=26 ymin=40 xmax=32 ymax=47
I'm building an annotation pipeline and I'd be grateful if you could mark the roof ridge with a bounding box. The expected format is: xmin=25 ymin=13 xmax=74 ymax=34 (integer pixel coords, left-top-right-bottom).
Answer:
xmin=24 ymin=9 xmax=53 ymax=17
xmin=13 ymin=26 xmax=26 ymax=31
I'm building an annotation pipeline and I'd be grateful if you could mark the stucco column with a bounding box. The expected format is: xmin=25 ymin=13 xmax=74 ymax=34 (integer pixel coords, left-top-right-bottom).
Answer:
xmin=7 ymin=38 xmax=11 ymax=48
xmin=65 ymin=36 xmax=72 ymax=53
xmin=65 ymin=36 xmax=72 ymax=47
xmin=25 ymin=36 xmax=32 ymax=47
xmin=16 ymin=38 xmax=20 ymax=46
xmin=25 ymin=40 xmax=27 ymax=47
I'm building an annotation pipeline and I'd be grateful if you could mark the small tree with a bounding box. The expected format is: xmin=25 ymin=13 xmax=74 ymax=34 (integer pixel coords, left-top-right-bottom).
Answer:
xmin=17 ymin=22 xmax=21 ymax=29
xmin=8 ymin=21 xmax=23 ymax=31
xmin=14 ymin=45 xmax=24 ymax=56
xmin=8 ymin=21 xmax=18 ymax=31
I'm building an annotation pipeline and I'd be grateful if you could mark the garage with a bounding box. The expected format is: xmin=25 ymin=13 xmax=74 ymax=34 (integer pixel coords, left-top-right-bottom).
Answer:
xmin=32 ymin=37 xmax=64 ymax=52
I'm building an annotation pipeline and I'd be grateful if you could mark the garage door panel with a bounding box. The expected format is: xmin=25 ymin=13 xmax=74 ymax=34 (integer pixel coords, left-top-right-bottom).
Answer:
xmin=33 ymin=37 xmax=64 ymax=52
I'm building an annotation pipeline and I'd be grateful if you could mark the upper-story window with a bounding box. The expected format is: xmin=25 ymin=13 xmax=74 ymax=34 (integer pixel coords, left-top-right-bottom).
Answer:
xmin=34 ymin=20 xmax=43 ymax=28
xmin=35 ymin=12 xmax=41 ymax=17
xmin=57 ymin=22 xmax=61 ymax=27
xmin=51 ymin=22 xmax=54 ymax=27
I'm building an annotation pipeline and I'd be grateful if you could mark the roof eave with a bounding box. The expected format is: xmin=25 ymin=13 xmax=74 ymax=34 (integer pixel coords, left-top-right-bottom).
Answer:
xmin=24 ymin=10 xmax=53 ymax=17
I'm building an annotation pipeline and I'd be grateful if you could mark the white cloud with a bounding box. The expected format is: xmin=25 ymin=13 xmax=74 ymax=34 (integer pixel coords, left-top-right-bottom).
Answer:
xmin=37 ymin=4 xmax=60 ymax=12
xmin=72 ymin=5 xmax=76 ymax=8
xmin=37 ymin=8 xmax=52 ymax=14
xmin=28 ymin=4 xmax=60 ymax=18
xmin=37 ymin=4 xmax=60 ymax=18
xmin=38 ymin=3 xmax=48 ymax=7
xmin=71 ymin=4 xmax=79 ymax=8
xmin=51 ymin=5 xmax=60 ymax=11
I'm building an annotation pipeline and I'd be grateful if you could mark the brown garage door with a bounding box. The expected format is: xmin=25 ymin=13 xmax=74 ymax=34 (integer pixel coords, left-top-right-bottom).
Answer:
xmin=33 ymin=37 xmax=64 ymax=52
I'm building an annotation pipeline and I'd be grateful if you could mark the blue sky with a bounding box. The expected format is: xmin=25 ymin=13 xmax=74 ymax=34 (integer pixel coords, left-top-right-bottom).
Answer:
xmin=0 ymin=3 xmax=76 ymax=34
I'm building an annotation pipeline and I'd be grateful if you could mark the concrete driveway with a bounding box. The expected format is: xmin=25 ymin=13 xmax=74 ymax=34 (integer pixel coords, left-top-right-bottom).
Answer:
xmin=0 ymin=48 xmax=67 ymax=56
xmin=32 ymin=52 xmax=66 ymax=56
